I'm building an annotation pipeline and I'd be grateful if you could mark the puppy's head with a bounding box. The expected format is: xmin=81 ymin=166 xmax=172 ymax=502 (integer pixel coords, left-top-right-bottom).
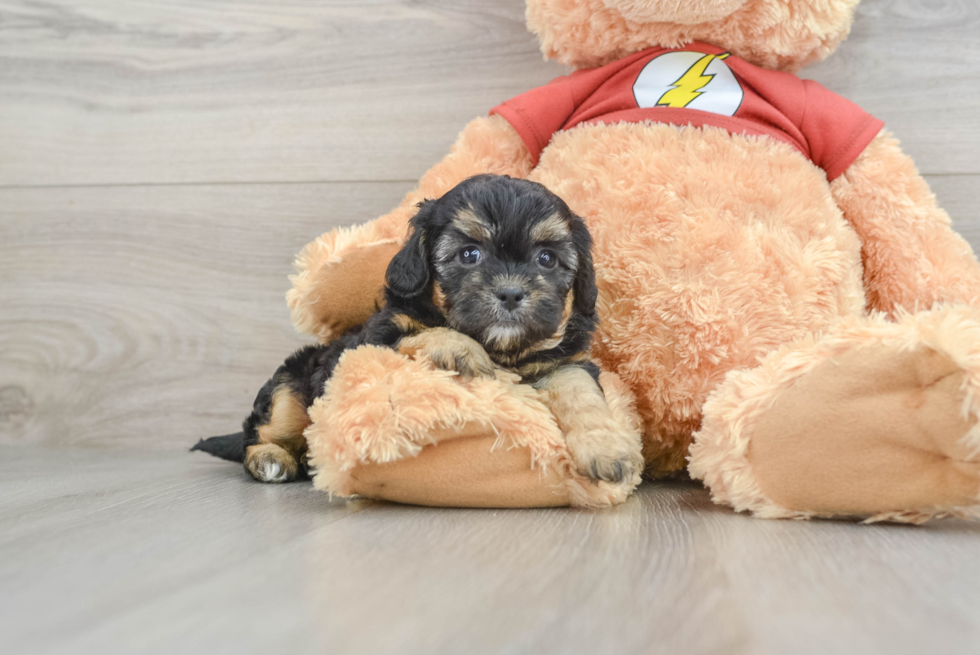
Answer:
xmin=385 ymin=175 xmax=597 ymax=355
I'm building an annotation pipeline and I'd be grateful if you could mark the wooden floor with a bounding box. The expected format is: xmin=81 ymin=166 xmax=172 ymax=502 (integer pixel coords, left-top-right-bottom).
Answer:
xmin=2 ymin=447 xmax=979 ymax=655
xmin=2 ymin=1 xmax=980 ymax=652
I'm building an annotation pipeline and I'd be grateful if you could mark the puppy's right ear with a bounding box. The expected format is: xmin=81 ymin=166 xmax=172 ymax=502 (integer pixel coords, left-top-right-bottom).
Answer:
xmin=568 ymin=212 xmax=598 ymax=317
xmin=385 ymin=200 xmax=435 ymax=299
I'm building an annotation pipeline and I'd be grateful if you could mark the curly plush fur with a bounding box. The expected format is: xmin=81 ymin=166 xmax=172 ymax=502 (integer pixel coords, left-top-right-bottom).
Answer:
xmin=526 ymin=0 xmax=860 ymax=72
xmin=528 ymin=121 xmax=867 ymax=472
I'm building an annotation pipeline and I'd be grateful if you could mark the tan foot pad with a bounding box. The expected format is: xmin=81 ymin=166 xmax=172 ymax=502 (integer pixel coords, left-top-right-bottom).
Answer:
xmin=749 ymin=343 xmax=980 ymax=520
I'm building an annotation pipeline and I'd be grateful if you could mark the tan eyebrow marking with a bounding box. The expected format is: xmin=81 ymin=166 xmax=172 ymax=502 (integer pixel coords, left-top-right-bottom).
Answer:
xmin=530 ymin=213 xmax=570 ymax=243
xmin=434 ymin=233 xmax=460 ymax=262
xmin=453 ymin=208 xmax=492 ymax=241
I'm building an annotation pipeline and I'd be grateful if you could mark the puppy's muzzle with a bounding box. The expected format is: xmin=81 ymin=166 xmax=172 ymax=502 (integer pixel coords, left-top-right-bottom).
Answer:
xmin=495 ymin=286 xmax=526 ymax=312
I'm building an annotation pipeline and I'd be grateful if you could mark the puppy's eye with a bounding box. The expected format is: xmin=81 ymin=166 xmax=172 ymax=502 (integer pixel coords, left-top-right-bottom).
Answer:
xmin=536 ymin=249 xmax=557 ymax=269
xmin=459 ymin=246 xmax=482 ymax=265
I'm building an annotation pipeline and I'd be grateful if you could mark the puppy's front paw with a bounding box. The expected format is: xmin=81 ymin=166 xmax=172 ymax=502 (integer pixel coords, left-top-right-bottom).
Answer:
xmin=398 ymin=328 xmax=496 ymax=380
xmin=566 ymin=427 xmax=644 ymax=485
xmin=428 ymin=344 xmax=496 ymax=380
xmin=586 ymin=452 xmax=636 ymax=484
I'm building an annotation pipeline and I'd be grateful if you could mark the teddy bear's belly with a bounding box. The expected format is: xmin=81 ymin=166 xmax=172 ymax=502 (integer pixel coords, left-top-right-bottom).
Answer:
xmin=529 ymin=122 xmax=866 ymax=475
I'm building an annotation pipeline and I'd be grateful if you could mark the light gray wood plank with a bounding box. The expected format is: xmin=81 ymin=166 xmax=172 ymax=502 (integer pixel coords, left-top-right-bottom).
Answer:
xmin=806 ymin=0 xmax=980 ymax=174
xmin=928 ymin=174 xmax=980 ymax=249
xmin=1 ymin=447 xmax=978 ymax=655
xmin=2 ymin=0 xmax=978 ymax=188
xmin=0 ymin=0 xmax=562 ymax=187
xmin=686 ymin=491 xmax=980 ymax=654
xmin=0 ymin=182 xmax=409 ymax=448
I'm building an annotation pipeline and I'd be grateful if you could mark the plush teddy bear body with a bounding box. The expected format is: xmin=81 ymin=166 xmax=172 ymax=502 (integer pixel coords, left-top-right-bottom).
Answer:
xmin=289 ymin=0 xmax=980 ymax=521
xmin=528 ymin=120 xmax=866 ymax=475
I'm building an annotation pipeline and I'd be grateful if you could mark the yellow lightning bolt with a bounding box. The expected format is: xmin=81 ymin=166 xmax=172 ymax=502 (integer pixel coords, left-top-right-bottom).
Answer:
xmin=656 ymin=53 xmax=730 ymax=108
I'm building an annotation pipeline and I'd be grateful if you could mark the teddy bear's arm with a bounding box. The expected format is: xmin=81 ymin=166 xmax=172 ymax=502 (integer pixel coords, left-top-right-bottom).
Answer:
xmin=287 ymin=114 xmax=533 ymax=342
xmin=830 ymin=129 xmax=980 ymax=314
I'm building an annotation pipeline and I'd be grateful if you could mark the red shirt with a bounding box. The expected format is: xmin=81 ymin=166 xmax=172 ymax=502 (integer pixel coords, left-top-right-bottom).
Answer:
xmin=491 ymin=43 xmax=883 ymax=181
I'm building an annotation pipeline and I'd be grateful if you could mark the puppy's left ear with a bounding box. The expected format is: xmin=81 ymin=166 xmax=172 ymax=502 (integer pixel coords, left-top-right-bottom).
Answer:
xmin=385 ymin=200 xmax=436 ymax=300
xmin=569 ymin=214 xmax=598 ymax=316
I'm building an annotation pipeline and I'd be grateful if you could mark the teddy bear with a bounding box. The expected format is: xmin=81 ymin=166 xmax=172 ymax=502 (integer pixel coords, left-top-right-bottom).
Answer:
xmin=287 ymin=0 xmax=980 ymax=522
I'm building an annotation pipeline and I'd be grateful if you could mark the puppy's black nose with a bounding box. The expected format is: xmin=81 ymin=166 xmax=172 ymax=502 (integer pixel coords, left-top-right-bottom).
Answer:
xmin=496 ymin=287 xmax=525 ymax=311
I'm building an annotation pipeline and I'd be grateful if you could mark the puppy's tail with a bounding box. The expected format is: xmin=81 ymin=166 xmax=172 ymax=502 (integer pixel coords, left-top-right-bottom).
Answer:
xmin=191 ymin=432 xmax=246 ymax=463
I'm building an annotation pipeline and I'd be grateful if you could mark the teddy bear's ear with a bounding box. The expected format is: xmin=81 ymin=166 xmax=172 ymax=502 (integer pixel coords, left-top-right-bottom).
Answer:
xmin=385 ymin=200 xmax=437 ymax=300
xmin=569 ymin=213 xmax=598 ymax=317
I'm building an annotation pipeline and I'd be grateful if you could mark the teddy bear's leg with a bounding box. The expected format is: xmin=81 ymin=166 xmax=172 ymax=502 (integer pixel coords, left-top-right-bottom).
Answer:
xmin=288 ymin=115 xmax=533 ymax=342
xmin=304 ymin=346 xmax=643 ymax=508
xmin=689 ymin=306 xmax=980 ymax=522
xmin=831 ymin=130 xmax=980 ymax=313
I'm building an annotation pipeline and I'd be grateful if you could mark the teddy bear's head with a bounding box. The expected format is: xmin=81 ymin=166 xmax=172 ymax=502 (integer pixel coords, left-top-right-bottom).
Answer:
xmin=526 ymin=0 xmax=860 ymax=72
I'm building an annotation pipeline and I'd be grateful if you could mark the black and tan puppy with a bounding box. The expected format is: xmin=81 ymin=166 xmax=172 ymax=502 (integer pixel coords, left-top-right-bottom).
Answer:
xmin=193 ymin=175 xmax=642 ymax=485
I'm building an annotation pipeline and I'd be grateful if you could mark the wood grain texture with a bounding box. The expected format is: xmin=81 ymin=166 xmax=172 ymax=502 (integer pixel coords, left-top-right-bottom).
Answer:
xmin=0 ymin=0 xmax=561 ymax=186
xmin=0 ymin=182 xmax=408 ymax=447
xmin=1 ymin=447 xmax=978 ymax=655
xmin=929 ymin=175 xmax=980 ymax=245
xmin=809 ymin=0 xmax=980 ymax=174
xmin=1 ymin=0 xmax=978 ymax=187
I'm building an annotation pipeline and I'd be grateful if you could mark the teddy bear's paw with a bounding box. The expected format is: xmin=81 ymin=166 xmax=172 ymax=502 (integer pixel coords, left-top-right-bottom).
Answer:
xmin=750 ymin=341 xmax=980 ymax=521
xmin=693 ymin=308 xmax=980 ymax=521
xmin=397 ymin=328 xmax=496 ymax=380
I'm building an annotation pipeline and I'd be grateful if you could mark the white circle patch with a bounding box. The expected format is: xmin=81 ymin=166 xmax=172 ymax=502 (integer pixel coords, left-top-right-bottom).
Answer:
xmin=632 ymin=51 xmax=743 ymax=117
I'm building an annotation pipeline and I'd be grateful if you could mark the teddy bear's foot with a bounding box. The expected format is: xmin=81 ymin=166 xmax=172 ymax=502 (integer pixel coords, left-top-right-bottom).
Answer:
xmin=690 ymin=306 xmax=980 ymax=523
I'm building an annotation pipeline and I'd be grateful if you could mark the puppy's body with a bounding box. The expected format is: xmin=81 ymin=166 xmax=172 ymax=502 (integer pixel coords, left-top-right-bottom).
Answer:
xmin=193 ymin=175 xmax=641 ymax=485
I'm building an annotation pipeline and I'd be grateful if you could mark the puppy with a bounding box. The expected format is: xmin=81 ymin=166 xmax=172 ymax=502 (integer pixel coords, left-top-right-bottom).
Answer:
xmin=193 ymin=175 xmax=642 ymax=486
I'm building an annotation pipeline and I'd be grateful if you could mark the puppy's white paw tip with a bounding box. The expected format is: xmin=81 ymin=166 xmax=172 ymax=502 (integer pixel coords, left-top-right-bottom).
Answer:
xmin=258 ymin=461 xmax=287 ymax=483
